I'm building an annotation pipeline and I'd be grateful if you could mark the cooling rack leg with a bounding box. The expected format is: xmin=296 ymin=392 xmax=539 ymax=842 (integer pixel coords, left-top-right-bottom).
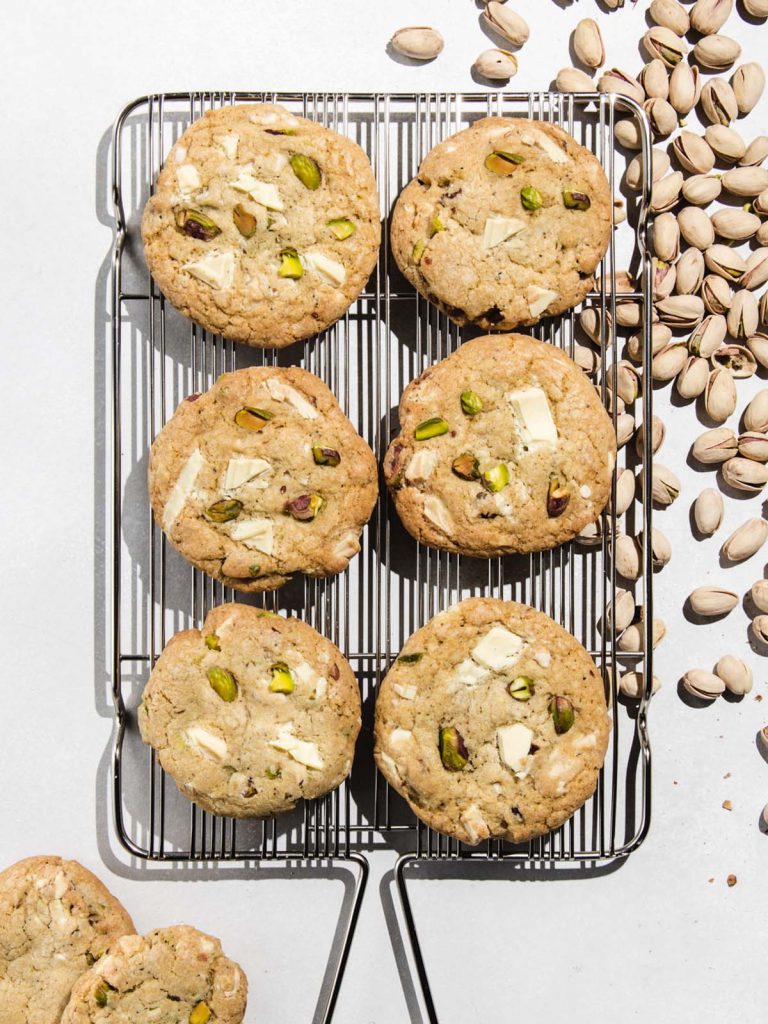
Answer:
xmin=395 ymin=854 xmax=439 ymax=1024
xmin=317 ymin=853 xmax=369 ymax=1024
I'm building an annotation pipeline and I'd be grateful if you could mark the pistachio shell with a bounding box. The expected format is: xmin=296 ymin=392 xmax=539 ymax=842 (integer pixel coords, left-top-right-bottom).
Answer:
xmin=669 ymin=62 xmax=700 ymax=115
xmin=617 ymin=616 xmax=666 ymax=652
xmin=693 ymin=34 xmax=742 ymax=71
xmin=672 ymin=131 xmax=715 ymax=175
xmin=751 ymin=579 xmax=768 ymax=613
xmin=747 ymin=333 xmax=768 ymax=370
xmin=604 ymin=589 xmax=636 ymax=633
xmin=714 ymin=655 xmax=753 ymax=696
xmin=688 ymin=587 xmax=739 ymax=617
xmin=627 ymin=148 xmax=670 ymax=191
xmin=653 ymin=211 xmax=680 ymax=262
xmin=474 ymin=48 xmax=519 ymax=80
xmin=731 ymin=62 xmax=765 ymax=115
xmin=655 ymin=294 xmax=704 ymax=328
xmin=752 ymin=615 xmax=768 ymax=645
xmin=556 ymin=67 xmax=596 ymax=93
xmin=641 ymin=463 xmax=680 ymax=506
xmin=676 ymin=355 xmax=710 ymax=399
xmin=627 ymin=323 xmax=672 ymax=363
xmin=741 ymin=136 xmax=768 ymax=168
xmin=704 ymin=124 xmax=747 ymax=164
xmin=649 ymin=0 xmax=690 ymax=35
xmin=711 ymin=209 xmax=760 ymax=243
xmin=711 ymin=343 xmax=756 ymax=378
xmin=738 ymin=430 xmax=768 ymax=462
xmin=483 ymin=2 xmax=530 ymax=46
xmin=574 ymin=343 xmax=600 ymax=375
xmin=704 ymin=244 xmax=746 ymax=283
xmin=744 ymin=0 xmax=768 ymax=13
xmin=721 ymin=456 xmax=768 ymax=493
xmin=762 ymin=292 xmax=768 ymax=327
xmin=652 ymin=341 xmax=689 ymax=381
xmin=721 ymin=167 xmax=768 ymax=198
xmin=572 ymin=18 xmax=605 ymax=69
xmin=678 ymin=206 xmax=715 ymax=250
xmin=639 ymin=59 xmax=670 ymax=100
xmin=721 ymin=517 xmax=768 ymax=562
xmin=675 ymin=248 xmax=705 ymax=295
xmin=643 ymin=97 xmax=678 ymax=137
xmin=643 ymin=26 xmax=688 ymax=69
xmin=755 ymin=189 xmax=768 ymax=217
xmin=694 ymin=487 xmax=724 ymax=535
xmin=651 ymin=171 xmax=684 ymax=212
xmin=614 ymin=118 xmax=643 ymax=151
xmin=579 ymin=306 xmax=613 ymax=345
xmin=616 ymin=412 xmax=636 ymax=448
xmin=390 ymin=26 xmax=444 ymax=60
xmin=682 ymin=669 xmax=726 ymax=700
xmin=654 ymin=260 xmax=676 ymax=300
xmin=635 ymin=416 xmax=666 ymax=459
xmin=689 ymin=313 xmax=727 ymax=357
xmin=619 ymin=671 xmax=662 ymax=700
xmin=700 ymin=78 xmax=738 ymax=126
xmin=705 ymin=367 xmax=738 ymax=422
xmin=614 ymin=534 xmax=642 ymax=580
xmin=615 ymin=302 xmax=643 ymax=328
xmin=744 ymin=390 xmax=768 ymax=432
xmin=690 ymin=0 xmax=734 ymax=35
xmin=597 ymin=68 xmax=645 ymax=105
xmin=614 ymin=468 xmax=636 ymax=516
xmin=649 ymin=527 xmax=672 ymax=569
xmin=692 ymin=426 xmax=738 ymax=464
xmin=701 ymin=275 xmax=732 ymax=314
xmin=727 ymin=290 xmax=759 ymax=339
xmin=681 ymin=174 xmax=722 ymax=206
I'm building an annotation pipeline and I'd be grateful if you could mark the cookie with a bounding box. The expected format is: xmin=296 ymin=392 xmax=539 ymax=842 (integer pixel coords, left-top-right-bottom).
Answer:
xmin=141 ymin=102 xmax=380 ymax=348
xmin=383 ymin=334 xmax=616 ymax=556
xmin=139 ymin=603 xmax=361 ymax=818
xmin=0 ymin=856 xmax=135 ymax=1024
xmin=60 ymin=926 xmax=247 ymax=1023
xmin=374 ymin=598 xmax=611 ymax=845
xmin=149 ymin=365 xmax=378 ymax=591
xmin=390 ymin=117 xmax=611 ymax=330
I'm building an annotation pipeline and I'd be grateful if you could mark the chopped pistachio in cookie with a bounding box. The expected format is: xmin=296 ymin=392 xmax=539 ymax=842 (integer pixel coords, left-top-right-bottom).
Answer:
xmin=0 ymin=856 xmax=135 ymax=1024
xmin=374 ymin=598 xmax=611 ymax=845
xmin=139 ymin=603 xmax=361 ymax=818
xmin=390 ymin=117 xmax=611 ymax=330
xmin=60 ymin=926 xmax=247 ymax=1024
xmin=141 ymin=103 xmax=381 ymax=348
xmin=383 ymin=334 xmax=616 ymax=556
xmin=148 ymin=365 xmax=378 ymax=592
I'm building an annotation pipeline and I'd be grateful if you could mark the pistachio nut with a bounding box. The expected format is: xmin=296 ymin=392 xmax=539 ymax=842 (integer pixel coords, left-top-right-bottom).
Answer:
xmin=234 ymin=406 xmax=273 ymax=431
xmin=669 ymin=62 xmax=700 ymax=115
xmin=599 ymin=269 xmax=636 ymax=294
xmin=752 ymin=615 xmax=768 ymax=645
xmin=653 ymin=259 xmax=676 ymax=300
xmin=741 ymin=136 xmax=768 ymax=168
xmin=701 ymin=275 xmax=732 ymax=314
xmin=277 ymin=247 xmax=303 ymax=279
xmin=390 ymin=26 xmax=444 ymax=60
xmin=751 ymin=579 xmax=768 ymax=613
xmin=232 ymin=204 xmax=258 ymax=238
xmin=693 ymin=34 xmax=742 ymax=71
xmin=712 ymin=208 xmax=760 ymax=243
xmin=635 ymin=415 xmax=666 ymax=456
xmin=452 ymin=452 xmax=480 ymax=480
xmin=744 ymin=390 xmax=768 ymax=432
xmin=604 ymin=588 xmax=636 ymax=633
xmin=572 ymin=18 xmax=605 ymax=69
xmin=610 ymin=360 xmax=641 ymax=405
xmin=613 ymin=468 xmax=637 ymax=517
xmin=747 ymin=333 xmax=768 ymax=370
xmin=705 ymin=125 xmax=747 ymax=164
xmin=721 ymin=517 xmax=768 ymax=562
xmin=615 ymin=302 xmax=643 ymax=328
xmin=712 ymin=343 xmax=757 ymax=377
xmin=692 ymin=426 xmax=738 ymax=463
xmin=755 ymin=189 xmax=768 ymax=216
xmin=704 ymin=367 xmax=737 ymax=422
xmin=704 ymin=244 xmax=746 ymax=283
xmin=641 ymin=463 xmax=681 ymax=506
xmin=549 ymin=696 xmax=575 ymax=735
xmin=678 ymin=206 xmax=715 ymax=250
xmin=652 ymin=341 xmax=689 ymax=381
xmin=689 ymin=313 xmax=727 ymax=357
xmin=676 ymin=355 xmax=710 ymax=399
xmin=482 ymin=3 xmax=530 ymax=46
xmin=681 ymin=174 xmax=723 ymax=206
xmin=603 ymin=0 xmax=627 ymax=8
xmin=700 ymin=78 xmax=739 ymax=126
xmin=603 ymin=389 xmax=626 ymax=417
xmin=731 ymin=62 xmax=765 ymax=115
xmin=714 ymin=654 xmax=753 ymax=696
xmin=597 ymin=68 xmax=645 ymax=105
xmin=655 ymin=294 xmax=704 ymax=328
xmin=643 ymin=97 xmax=678 ymax=138
xmin=174 ymin=208 xmax=221 ymax=240
xmin=482 ymin=462 xmax=510 ymax=493
xmin=190 ymin=1001 xmax=212 ymax=1024
xmin=269 ymin=662 xmax=295 ymax=694
xmin=694 ymin=486 xmax=725 ymax=535
xmin=618 ymin=617 xmax=667 ymax=652
xmin=556 ymin=67 xmax=596 ymax=93
xmin=574 ymin=343 xmax=600 ymax=375
xmin=727 ymin=290 xmax=759 ymax=338
xmin=648 ymin=526 xmax=672 ymax=569
xmin=639 ymin=59 xmax=670 ymax=100
xmin=614 ymin=533 xmax=642 ymax=580
xmin=474 ymin=48 xmax=518 ymax=80
xmin=690 ymin=0 xmax=734 ymax=35
xmin=414 ymin=417 xmax=449 ymax=440
xmin=682 ymin=669 xmax=726 ymax=700
xmin=508 ymin=676 xmax=535 ymax=702
xmin=688 ymin=586 xmax=739 ymax=616
xmin=627 ymin=148 xmax=670 ymax=191
xmin=674 ymin=248 xmax=705 ymax=295
xmin=619 ymin=671 xmax=662 ymax=699
xmin=439 ymin=726 xmax=469 ymax=771
xmin=616 ymin=412 xmax=636 ymax=448
xmin=207 ymin=666 xmax=238 ymax=702
xmin=643 ymin=26 xmax=687 ymax=68
xmin=744 ymin=0 xmax=768 ymax=13
xmin=627 ymin=323 xmax=672 ymax=362
xmin=206 ymin=498 xmax=243 ymax=523
xmin=312 ymin=446 xmax=342 ymax=467
xmin=521 ymin=185 xmax=544 ymax=210
xmin=328 ymin=218 xmax=356 ymax=240
xmin=460 ymin=390 xmax=483 ymax=416
xmin=721 ymin=456 xmax=768 ymax=492
xmin=579 ymin=306 xmax=612 ymax=346
xmin=721 ymin=167 xmax=768 ymax=198
xmin=672 ymin=132 xmax=716 ymax=175
xmin=650 ymin=171 xmax=684 ymax=213
xmin=289 ymin=154 xmax=321 ymax=190
xmin=738 ymin=431 xmax=768 ymax=462
xmin=615 ymin=117 xmax=643 ymax=151
xmin=285 ymin=493 xmax=324 ymax=520
xmin=649 ymin=0 xmax=690 ymax=35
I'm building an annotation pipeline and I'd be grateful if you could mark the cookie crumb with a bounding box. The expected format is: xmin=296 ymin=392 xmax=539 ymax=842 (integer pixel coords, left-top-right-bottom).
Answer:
xmin=708 ymin=877 xmax=715 ymax=884
xmin=722 ymin=800 xmax=732 ymax=811
xmin=727 ymin=874 xmax=737 ymax=887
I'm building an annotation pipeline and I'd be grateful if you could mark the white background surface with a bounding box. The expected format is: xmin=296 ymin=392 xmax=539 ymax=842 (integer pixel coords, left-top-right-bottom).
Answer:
xmin=1 ymin=2 xmax=767 ymax=1022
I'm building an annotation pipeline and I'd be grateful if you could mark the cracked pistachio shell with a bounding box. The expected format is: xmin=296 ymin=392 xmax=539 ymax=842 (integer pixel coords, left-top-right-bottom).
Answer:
xmin=627 ymin=148 xmax=670 ymax=191
xmin=605 ymin=589 xmax=636 ymax=633
xmin=615 ymin=302 xmax=643 ymax=328
xmin=579 ymin=306 xmax=612 ymax=345
xmin=649 ymin=0 xmax=690 ymax=35
xmin=742 ymin=251 xmax=768 ymax=291
xmin=738 ymin=431 xmax=768 ymax=462
xmin=651 ymin=172 xmax=684 ymax=213
xmin=678 ymin=206 xmax=715 ymax=251
xmin=712 ymin=208 xmax=759 ymax=241
xmin=648 ymin=526 xmax=672 ymax=569
xmin=681 ymin=174 xmax=722 ymax=207
xmin=705 ymin=367 xmax=737 ymax=422
xmin=390 ymin=26 xmax=444 ymax=60
xmin=692 ymin=426 xmax=737 ymax=464
xmin=614 ymin=468 xmax=636 ymax=516
xmin=688 ymin=587 xmax=739 ymax=617
xmin=573 ymin=18 xmax=605 ymax=69
xmin=597 ymin=68 xmax=645 ymax=105
xmin=627 ymin=323 xmax=672 ymax=362
xmin=727 ymin=290 xmax=759 ymax=339
xmin=652 ymin=341 xmax=688 ymax=381
xmin=751 ymin=579 xmax=768 ymax=613
xmin=712 ymin=343 xmax=756 ymax=378
xmin=655 ymin=294 xmax=704 ymax=328
xmin=745 ymin=390 xmax=768 ymax=432
xmin=619 ymin=671 xmax=662 ymax=699
xmin=700 ymin=78 xmax=739 ymax=126
xmin=675 ymin=248 xmax=705 ymax=296
xmin=474 ymin=48 xmax=519 ymax=80
xmin=676 ymin=355 xmax=710 ymax=399
xmin=715 ymin=655 xmax=753 ymax=696
xmin=705 ymin=125 xmax=747 ymax=164
xmin=643 ymin=26 xmax=688 ymax=69
xmin=690 ymin=0 xmax=734 ymax=34
xmin=722 ymin=167 xmax=768 ymax=198
xmin=616 ymin=412 xmax=636 ymax=448
xmin=682 ymin=669 xmax=726 ymax=700
xmin=756 ymin=189 xmax=768 ymax=216
xmin=635 ymin=415 xmax=666 ymax=456
xmin=721 ymin=517 xmax=768 ymax=562
xmin=483 ymin=3 xmax=530 ymax=46
xmin=610 ymin=360 xmax=641 ymax=405
xmin=640 ymin=59 xmax=670 ymax=100
xmin=615 ymin=118 xmax=643 ymax=150
xmin=747 ymin=333 xmax=768 ymax=370
xmin=731 ymin=62 xmax=765 ymax=115
xmin=669 ymin=62 xmax=700 ymax=115
xmin=689 ymin=313 xmax=727 ymax=357
xmin=753 ymin=615 xmax=768 ymax=644
xmin=741 ymin=136 xmax=768 ymax=168
xmin=642 ymin=463 xmax=681 ymax=506
xmin=744 ymin=0 xmax=768 ymax=13
xmin=643 ymin=97 xmax=678 ymax=137
xmin=653 ymin=259 xmax=676 ymax=300
xmin=701 ymin=275 xmax=732 ymax=315
xmin=694 ymin=487 xmax=725 ymax=535
xmin=614 ymin=533 xmax=642 ymax=580
xmin=556 ymin=67 xmax=595 ymax=93
xmin=704 ymin=244 xmax=746 ymax=283
xmin=693 ymin=34 xmax=742 ymax=71
xmin=574 ymin=343 xmax=600 ymax=375
xmin=721 ymin=456 xmax=768 ymax=492
xmin=618 ymin=617 xmax=667 ymax=652
xmin=672 ymin=132 xmax=716 ymax=175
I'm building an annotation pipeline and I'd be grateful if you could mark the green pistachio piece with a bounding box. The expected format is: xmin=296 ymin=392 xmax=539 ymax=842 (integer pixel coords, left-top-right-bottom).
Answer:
xmin=285 ymin=493 xmax=324 ymax=520
xmin=414 ymin=417 xmax=449 ymax=441
xmin=206 ymin=498 xmax=243 ymax=523
xmin=249 ymin=564 xmax=261 ymax=576
xmin=312 ymin=446 xmax=342 ymax=466
xmin=562 ymin=189 xmax=591 ymax=211
xmin=508 ymin=675 xmax=535 ymax=701
xmin=439 ymin=726 xmax=469 ymax=771
xmin=269 ymin=662 xmax=295 ymax=694
xmin=327 ymin=217 xmax=356 ymax=240
xmin=549 ymin=695 xmax=575 ymax=734
xmin=460 ymin=390 xmax=483 ymax=416
xmin=189 ymin=1003 xmax=212 ymax=1024
xmin=207 ymin=666 xmax=238 ymax=702
xmin=290 ymin=153 xmax=322 ymax=190
xmin=397 ymin=652 xmax=423 ymax=665
xmin=174 ymin=208 xmax=221 ymax=240
xmin=452 ymin=452 xmax=480 ymax=480
xmin=233 ymin=203 xmax=258 ymax=238
xmin=277 ymin=247 xmax=303 ymax=279
xmin=429 ymin=213 xmax=445 ymax=236
xmin=547 ymin=477 xmax=570 ymax=518
xmin=484 ymin=151 xmax=525 ymax=175
xmin=481 ymin=463 xmax=510 ymax=493
xmin=265 ymin=766 xmax=282 ymax=779
xmin=94 ymin=982 xmax=110 ymax=1008
xmin=521 ymin=185 xmax=544 ymax=211
xmin=234 ymin=406 xmax=274 ymax=431
xmin=412 ymin=239 xmax=427 ymax=264
xmin=204 ymin=633 xmax=221 ymax=651
xmin=265 ymin=127 xmax=296 ymax=136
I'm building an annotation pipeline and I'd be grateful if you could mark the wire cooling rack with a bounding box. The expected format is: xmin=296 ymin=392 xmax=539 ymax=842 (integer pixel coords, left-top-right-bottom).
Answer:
xmin=109 ymin=90 xmax=653 ymax=1022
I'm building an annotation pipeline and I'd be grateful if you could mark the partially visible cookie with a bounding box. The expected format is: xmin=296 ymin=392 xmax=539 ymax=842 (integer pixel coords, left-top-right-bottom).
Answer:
xmin=148 ymin=365 xmax=378 ymax=591
xmin=139 ymin=603 xmax=361 ymax=818
xmin=374 ymin=598 xmax=611 ymax=845
xmin=60 ymin=926 xmax=247 ymax=1023
xmin=0 ymin=856 xmax=135 ymax=1024
xmin=383 ymin=334 xmax=616 ymax=556
xmin=142 ymin=102 xmax=380 ymax=347
xmin=390 ymin=117 xmax=611 ymax=330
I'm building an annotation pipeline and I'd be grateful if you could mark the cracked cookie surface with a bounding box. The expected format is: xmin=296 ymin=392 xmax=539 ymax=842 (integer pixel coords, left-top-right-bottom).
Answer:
xmin=374 ymin=598 xmax=611 ymax=845
xmin=0 ymin=856 xmax=135 ymax=1024
xmin=383 ymin=334 xmax=616 ymax=556
xmin=390 ymin=117 xmax=611 ymax=330
xmin=60 ymin=925 xmax=247 ymax=1023
xmin=139 ymin=603 xmax=361 ymax=818
xmin=142 ymin=102 xmax=380 ymax=348
xmin=148 ymin=365 xmax=378 ymax=591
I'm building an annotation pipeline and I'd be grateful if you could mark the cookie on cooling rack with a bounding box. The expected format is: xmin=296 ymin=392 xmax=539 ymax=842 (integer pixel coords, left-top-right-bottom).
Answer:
xmin=139 ymin=603 xmax=361 ymax=818
xmin=148 ymin=365 xmax=378 ymax=592
xmin=0 ymin=856 xmax=135 ymax=1024
xmin=390 ymin=117 xmax=611 ymax=330
xmin=382 ymin=334 xmax=616 ymax=556
xmin=141 ymin=102 xmax=381 ymax=348
xmin=61 ymin=926 xmax=246 ymax=1023
xmin=374 ymin=597 xmax=611 ymax=846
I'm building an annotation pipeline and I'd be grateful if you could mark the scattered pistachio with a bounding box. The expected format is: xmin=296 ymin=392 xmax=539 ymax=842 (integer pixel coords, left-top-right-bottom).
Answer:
xmin=721 ymin=518 xmax=768 ymax=562
xmin=715 ymin=655 xmax=753 ymax=696
xmin=482 ymin=463 xmax=510 ymax=493
xmin=233 ymin=203 xmax=257 ymax=238
xmin=439 ymin=726 xmax=469 ymax=771
xmin=289 ymin=153 xmax=322 ymax=190
xmin=547 ymin=476 xmax=570 ymax=517
xmin=635 ymin=416 xmax=666 ymax=457
xmin=675 ymin=248 xmax=706 ymax=296
xmin=207 ymin=666 xmax=238 ymax=702
xmin=704 ymin=367 xmax=737 ymax=422
xmin=549 ymin=696 xmax=575 ymax=735
xmin=484 ymin=150 xmax=525 ymax=175
xmin=573 ymin=18 xmax=605 ymax=69
xmin=562 ymin=189 xmax=591 ymax=211
xmin=614 ymin=533 xmax=642 ymax=580
xmin=269 ymin=662 xmax=294 ymax=694
xmin=206 ymin=498 xmax=243 ymax=523
xmin=693 ymin=34 xmax=742 ymax=71
xmin=677 ymin=356 xmax=710 ymax=399
xmin=690 ymin=0 xmax=734 ymax=35
xmin=642 ymin=463 xmax=680 ymax=506
xmin=619 ymin=671 xmax=662 ymax=699
xmin=694 ymin=487 xmax=724 ymax=535
xmin=682 ymin=668 xmax=726 ymax=700
xmin=175 ymin=208 xmax=221 ymax=240
xmin=414 ymin=417 xmax=449 ymax=441
xmin=700 ymin=78 xmax=739 ymax=126
xmin=412 ymin=239 xmax=426 ymax=264
xmin=721 ymin=457 xmax=768 ymax=493
xmin=741 ymin=136 xmax=768 ymax=167
xmin=643 ymin=26 xmax=687 ymax=68
xmin=640 ymin=59 xmax=670 ymax=101
xmin=390 ymin=25 xmax=444 ymax=60
xmin=452 ymin=452 xmax=480 ymax=480
xmin=327 ymin=218 xmax=356 ymax=240
xmin=474 ymin=48 xmax=519 ymax=80
xmin=744 ymin=390 xmax=768 ymax=432
xmin=692 ymin=427 xmax=738 ymax=464
xmin=644 ymin=97 xmax=678 ymax=137
xmin=682 ymin=174 xmax=722 ymax=207
xmin=672 ymin=132 xmax=716 ymax=175
xmin=704 ymin=244 xmax=747 ymax=283
xmin=521 ymin=185 xmax=544 ymax=211
xmin=508 ymin=676 xmax=535 ymax=701
xmin=750 ymin=580 xmax=768 ymax=613
xmin=285 ymin=493 xmax=324 ymax=520
xmin=483 ymin=2 xmax=530 ymax=46
xmin=312 ymin=446 xmax=341 ymax=467
xmin=277 ymin=247 xmax=303 ymax=279
xmin=234 ymin=406 xmax=273 ymax=431
xmin=204 ymin=633 xmax=220 ymax=651
xmin=189 ymin=1001 xmax=212 ymax=1024
xmin=753 ymin=615 xmax=768 ymax=645
xmin=460 ymin=390 xmax=483 ymax=416
xmin=712 ymin=344 xmax=757 ymax=378
xmin=649 ymin=0 xmax=690 ymax=35
xmin=556 ymin=67 xmax=596 ymax=94
xmin=669 ymin=62 xmax=700 ymax=116
xmin=597 ymin=68 xmax=645 ymax=105
xmin=711 ymin=207 xmax=760 ymax=241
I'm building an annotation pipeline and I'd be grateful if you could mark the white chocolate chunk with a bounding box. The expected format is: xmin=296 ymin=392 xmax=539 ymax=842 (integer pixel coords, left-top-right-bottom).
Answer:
xmin=482 ymin=216 xmax=526 ymax=250
xmin=574 ymin=734 xmax=597 ymax=749
xmin=506 ymin=386 xmax=558 ymax=447
xmin=269 ymin=733 xmax=324 ymax=770
xmin=332 ymin=531 xmax=360 ymax=562
xmin=214 ymin=133 xmax=239 ymax=159
xmin=251 ymin=110 xmax=299 ymax=129
xmin=423 ymin=495 xmax=454 ymax=533
xmin=183 ymin=251 xmax=235 ymax=290
xmin=223 ymin=456 xmax=271 ymax=490
xmin=173 ymin=146 xmax=188 ymax=163
xmin=293 ymin=660 xmax=320 ymax=691
xmin=393 ymin=683 xmax=418 ymax=700
xmin=312 ymin=677 xmax=328 ymax=700
xmin=451 ymin=658 xmax=489 ymax=687
xmin=378 ymin=751 xmax=401 ymax=780
xmin=460 ymin=804 xmax=489 ymax=844
xmin=230 ymin=169 xmax=284 ymax=210
xmin=229 ymin=518 xmax=274 ymax=554
xmin=521 ymin=129 xmax=570 ymax=164
xmin=580 ymin=484 xmax=592 ymax=498
xmin=163 ymin=448 xmax=205 ymax=532
xmin=525 ymin=285 xmax=559 ymax=318
xmin=497 ymin=722 xmax=534 ymax=772
xmin=493 ymin=491 xmax=515 ymax=517
xmin=389 ymin=727 xmax=413 ymax=748
xmin=185 ymin=725 xmax=227 ymax=760
xmin=264 ymin=377 xmax=318 ymax=419
xmin=262 ymin=151 xmax=288 ymax=175
xmin=405 ymin=449 xmax=439 ymax=483
xmin=471 ymin=626 xmax=524 ymax=671
xmin=176 ymin=163 xmax=202 ymax=195
xmin=53 ymin=872 xmax=68 ymax=900
xmin=533 ymin=650 xmax=552 ymax=668
xmin=304 ymin=252 xmax=347 ymax=287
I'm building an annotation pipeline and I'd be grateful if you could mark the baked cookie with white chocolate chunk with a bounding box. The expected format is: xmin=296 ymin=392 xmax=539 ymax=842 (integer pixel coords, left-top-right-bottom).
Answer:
xmin=390 ymin=117 xmax=611 ymax=330
xmin=60 ymin=926 xmax=247 ymax=1023
xmin=141 ymin=102 xmax=380 ymax=347
xmin=139 ymin=603 xmax=361 ymax=818
xmin=383 ymin=334 xmax=616 ymax=556
xmin=148 ymin=366 xmax=377 ymax=591
xmin=374 ymin=598 xmax=611 ymax=845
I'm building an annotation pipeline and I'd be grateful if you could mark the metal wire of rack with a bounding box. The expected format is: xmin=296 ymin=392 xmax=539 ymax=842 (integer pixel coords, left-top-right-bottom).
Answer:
xmin=109 ymin=90 xmax=653 ymax=1023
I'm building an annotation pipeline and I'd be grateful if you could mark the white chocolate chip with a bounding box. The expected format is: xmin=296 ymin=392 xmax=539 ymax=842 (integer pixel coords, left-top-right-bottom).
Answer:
xmin=505 ymin=386 xmax=558 ymax=447
xmin=229 ymin=517 xmax=274 ymax=555
xmin=183 ymin=251 xmax=235 ymax=290
xmin=533 ymin=650 xmax=552 ymax=668
xmin=497 ymin=722 xmax=534 ymax=772
xmin=332 ymin=531 xmax=360 ymax=562
xmin=580 ymin=484 xmax=592 ymax=498
xmin=472 ymin=625 xmax=525 ymax=671
xmin=176 ymin=163 xmax=202 ymax=195
xmin=264 ymin=377 xmax=319 ymax=418
xmin=163 ymin=448 xmax=205 ymax=532
xmin=389 ymin=727 xmax=413 ymax=748
xmin=223 ymin=456 xmax=271 ymax=490
xmin=525 ymin=285 xmax=559 ymax=318
xmin=450 ymin=658 xmax=489 ymax=687
xmin=482 ymin=215 xmax=526 ymax=250
xmin=405 ymin=449 xmax=439 ymax=483
xmin=393 ymin=683 xmax=418 ymax=700
xmin=520 ymin=128 xmax=570 ymax=164
xmin=185 ymin=725 xmax=227 ymax=760
xmin=230 ymin=168 xmax=284 ymax=210
xmin=214 ymin=133 xmax=239 ymax=160
xmin=269 ymin=732 xmax=324 ymax=770
xmin=460 ymin=804 xmax=489 ymax=844
xmin=303 ymin=252 xmax=347 ymax=287
xmin=173 ymin=146 xmax=188 ymax=163
xmin=423 ymin=495 xmax=454 ymax=533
